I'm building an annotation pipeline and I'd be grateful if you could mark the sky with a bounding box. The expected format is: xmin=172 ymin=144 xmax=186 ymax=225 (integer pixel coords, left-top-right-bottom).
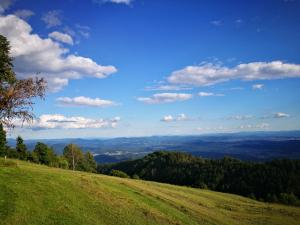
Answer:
xmin=0 ymin=0 xmax=300 ymax=139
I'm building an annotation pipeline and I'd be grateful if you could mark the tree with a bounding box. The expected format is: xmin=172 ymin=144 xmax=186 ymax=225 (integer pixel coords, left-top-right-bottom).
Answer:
xmin=33 ymin=142 xmax=56 ymax=166
xmin=16 ymin=136 xmax=27 ymax=160
xmin=81 ymin=151 xmax=97 ymax=172
xmin=0 ymin=123 xmax=7 ymax=157
xmin=63 ymin=144 xmax=83 ymax=171
xmin=0 ymin=35 xmax=46 ymax=128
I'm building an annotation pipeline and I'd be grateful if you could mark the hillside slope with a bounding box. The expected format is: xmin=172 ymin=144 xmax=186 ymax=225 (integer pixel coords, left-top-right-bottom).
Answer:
xmin=1 ymin=159 xmax=300 ymax=225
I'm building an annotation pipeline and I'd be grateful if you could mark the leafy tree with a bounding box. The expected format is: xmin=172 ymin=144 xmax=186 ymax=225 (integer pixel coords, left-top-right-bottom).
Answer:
xmin=33 ymin=142 xmax=56 ymax=166
xmin=57 ymin=156 xmax=69 ymax=169
xmin=0 ymin=123 xmax=7 ymax=157
xmin=0 ymin=34 xmax=46 ymax=127
xmin=81 ymin=151 xmax=97 ymax=172
xmin=63 ymin=144 xmax=83 ymax=170
xmin=16 ymin=136 xmax=27 ymax=160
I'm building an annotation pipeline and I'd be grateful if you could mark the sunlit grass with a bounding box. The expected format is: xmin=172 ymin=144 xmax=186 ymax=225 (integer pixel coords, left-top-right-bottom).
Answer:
xmin=1 ymin=158 xmax=299 ymax=225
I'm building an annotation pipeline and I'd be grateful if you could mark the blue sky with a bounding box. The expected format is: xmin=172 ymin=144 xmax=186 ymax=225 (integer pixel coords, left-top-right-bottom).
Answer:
xmin=0 ymin=0 xmax=300 ymax=139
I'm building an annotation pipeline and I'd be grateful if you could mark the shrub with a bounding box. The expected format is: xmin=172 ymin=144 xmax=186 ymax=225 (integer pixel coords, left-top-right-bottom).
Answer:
xmin=109 ymin=170 xmax=129 ymax=178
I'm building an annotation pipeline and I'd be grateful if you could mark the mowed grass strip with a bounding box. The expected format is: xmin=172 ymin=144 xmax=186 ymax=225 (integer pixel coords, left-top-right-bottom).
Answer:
xmin=0 ymin=159 xmax=300 ymax=225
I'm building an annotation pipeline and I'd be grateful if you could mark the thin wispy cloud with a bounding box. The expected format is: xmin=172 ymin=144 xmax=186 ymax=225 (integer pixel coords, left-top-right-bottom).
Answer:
xmin=14 ymin=9 xmax=34 ymax=20
xmin=210 ymin=20 xmax=222 ymax=26
xmin=252 ymin=84 xmax=264 ymax=90
xmin=137 ymin=93 xmax=192 ymax=104
xmin=93 ymin=0 xmax=133 ymax=5
xmin=145 ymin=85 xmax=192 ymax=91
xmin=57 ymin=96 xmax=117 ymax=107
xmin=15 ymin=114 xmax=121 ymax=130
xmin=198 ymin=92 xmax=224 ymax=97
xmin=227 ymin=115 xmax=254 ymax=120
xmin=49 ymin=31 xmax=74 ymax=45
xmin=42 ymin=10 xmax=62 ymax=28
xmin=161 ymin=114 xmax=190 ymax=122
xmin=0 ymin=0 xmax=14 ymax=14
xmin=274 ymin=112 xmax=290 ymax=118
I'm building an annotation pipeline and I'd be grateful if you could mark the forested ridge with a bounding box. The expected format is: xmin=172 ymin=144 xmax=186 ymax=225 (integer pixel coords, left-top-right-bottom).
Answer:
xmin=98 ymin=151 xmax=300 ymax=205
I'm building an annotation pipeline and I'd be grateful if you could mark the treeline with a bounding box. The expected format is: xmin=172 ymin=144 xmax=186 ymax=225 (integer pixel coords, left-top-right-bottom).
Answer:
xmin=0 ymin=124 xmax=96 ymax=172
xmin=97 ymin=151 xmax=300 ymax=206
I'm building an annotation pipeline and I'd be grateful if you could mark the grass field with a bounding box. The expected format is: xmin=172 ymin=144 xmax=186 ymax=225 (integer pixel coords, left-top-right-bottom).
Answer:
xmin=1 ymin=158 xmax=300 ymax=225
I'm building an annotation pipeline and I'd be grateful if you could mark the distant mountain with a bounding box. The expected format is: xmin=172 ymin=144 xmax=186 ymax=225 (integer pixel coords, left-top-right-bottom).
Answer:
xmin=7 ymin=130 xmax=300 ymax=163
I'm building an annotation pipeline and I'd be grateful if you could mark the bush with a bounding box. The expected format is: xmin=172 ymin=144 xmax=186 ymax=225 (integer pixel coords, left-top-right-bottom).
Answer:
xmin=109 ymin=170 xmax=129 ymax=178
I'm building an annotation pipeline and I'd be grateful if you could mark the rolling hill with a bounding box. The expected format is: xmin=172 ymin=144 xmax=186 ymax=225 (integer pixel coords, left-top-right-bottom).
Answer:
xmin=1 ymin=158 xmax=300 ymax=225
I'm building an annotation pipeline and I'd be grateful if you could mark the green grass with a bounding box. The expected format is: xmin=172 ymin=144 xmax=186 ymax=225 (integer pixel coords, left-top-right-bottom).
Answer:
xmin=0 ymin=158 xmax=299 ymax=225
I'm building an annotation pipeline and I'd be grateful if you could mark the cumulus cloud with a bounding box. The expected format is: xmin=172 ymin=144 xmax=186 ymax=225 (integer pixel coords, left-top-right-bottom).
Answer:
xmin=56 ymin=96 xmax=117 ymax=107
xmin=161 ymin=113 xmax=189 ymax=122
xmin=15 ymin=114 xmax=121 ymax=130
xmin=0 ymin=15 xmax=117 ymax=92
xmin=49 ymin=31 xmax=73 ymax=45
xmin=198 ymin=92 xmax=224 ymax=97
xmin=14 ymin=9 xmax=34 ymax=20
xmin=42 ymin=10 xmax=62 ymax=28
xmin=274 ymin=112 xmax=290 ymax=118
xmin=252 ymin=84 xmax=264 ymax=90
xmin=137 ymin=93 xmax=193 ymax=104
xmin=167 ymin=61 xmax=300 ymax=87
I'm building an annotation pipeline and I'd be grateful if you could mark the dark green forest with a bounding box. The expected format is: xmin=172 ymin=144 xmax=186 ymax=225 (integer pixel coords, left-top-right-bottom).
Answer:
xmin=97 ymin=151 xmax=300 ymax=206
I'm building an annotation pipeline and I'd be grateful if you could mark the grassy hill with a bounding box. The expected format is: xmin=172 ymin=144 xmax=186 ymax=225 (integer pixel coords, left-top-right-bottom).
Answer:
xmin=1 ymin=159 xmax=300 ymax=225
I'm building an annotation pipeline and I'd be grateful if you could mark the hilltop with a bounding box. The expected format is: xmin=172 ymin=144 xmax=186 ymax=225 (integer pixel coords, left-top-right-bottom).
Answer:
xmin=1 ymin=158 xmax=300 ymax=225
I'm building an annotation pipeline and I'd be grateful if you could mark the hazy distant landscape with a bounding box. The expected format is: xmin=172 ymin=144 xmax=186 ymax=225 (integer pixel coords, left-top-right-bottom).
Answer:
xmin=8 ymin=131 xmax=300 ymax=163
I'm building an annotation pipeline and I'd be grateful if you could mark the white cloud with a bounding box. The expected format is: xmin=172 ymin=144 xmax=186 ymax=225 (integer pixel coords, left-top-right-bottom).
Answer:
xmin=198 ymin=92 xmax=224 ymax=97
xmin=0 ymin=15 xmax=117 ymax=92
xmin=49 ymin=31 xmax=74 ymax=45
xmin=227 ymin=115 xmax=254 ymax=120
xmin=41 ymin=10 xmax=62 ymax=28
xmin=238 ymin=123 xmax=270 ymax=129
xmin=137 ymin=93 xmax=193 ymax=104
xmin=252 ymin=84 xmax=264 ymax=90
xmin=274 ymin=112 xmax=290 ymax=118
xmin=56 ymin=96 xmax=117 ymax=107
xmin=145 ymin=85 xmax=192 ymax=91
xmin=0 ymin=0 xmax=13 ymax=14
xmin=167 ymin=61 xmax=300 ymax=87
xmin=211 ymin=20 xmax=222 ymax=26
xmin=14 ymin=9 xmax=34 ymax=20
xmin=94 ymin=0 xmax=133 ymax=5
xmin=161 ymin=113 xmax=189 ymax=122
xmin=161 ymin=115 xmax=173 ymax=122
xmin=15 ymin=114 xmax=120 ymax=130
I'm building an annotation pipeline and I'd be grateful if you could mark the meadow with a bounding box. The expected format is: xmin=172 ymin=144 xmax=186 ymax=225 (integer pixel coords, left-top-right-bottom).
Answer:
xmin=1 ymin=158 xmax=300 ymax=225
